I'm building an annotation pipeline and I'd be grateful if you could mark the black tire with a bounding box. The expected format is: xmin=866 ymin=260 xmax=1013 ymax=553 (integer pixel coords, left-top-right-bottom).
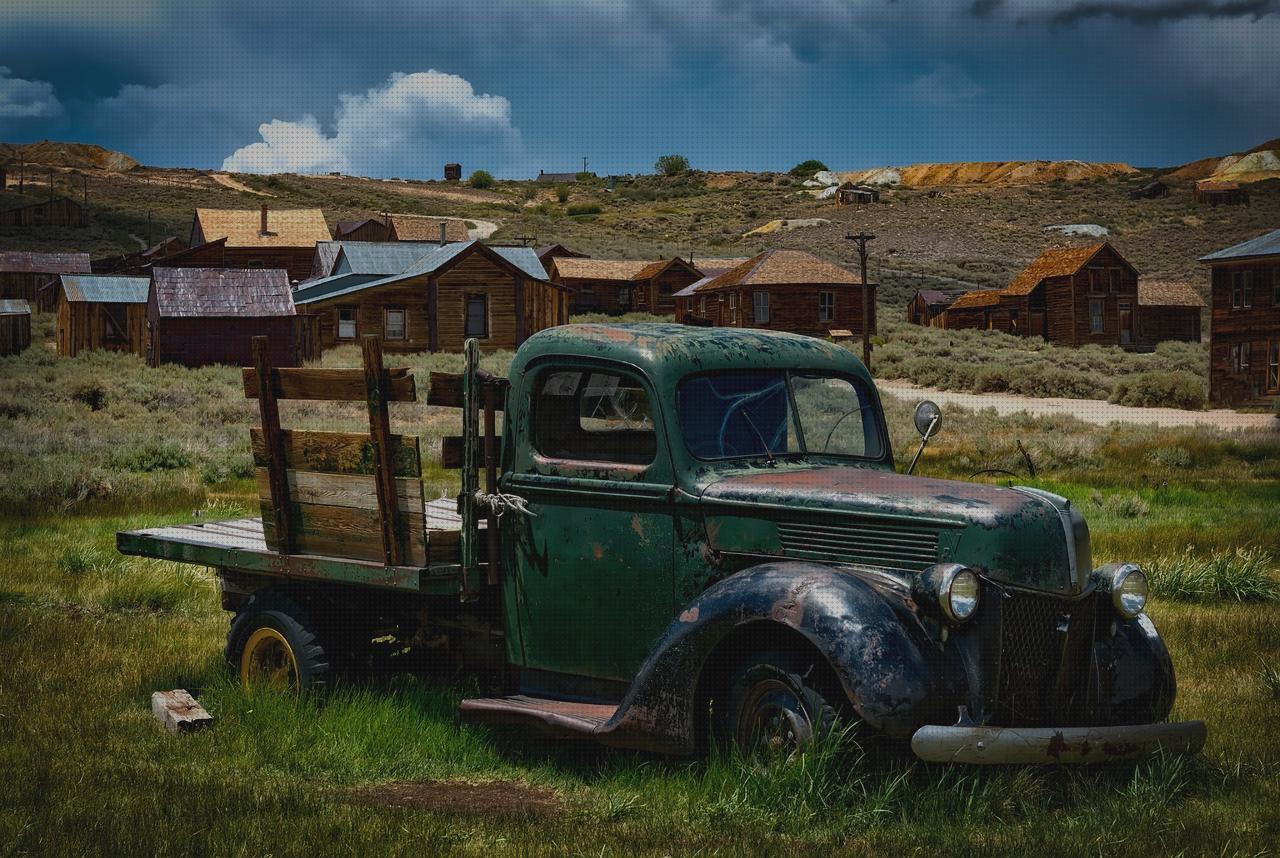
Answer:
xmin=227 ymin=591 xmax=332 ymax=692
xmin=717 ymin=651 xmax=839 ymax=759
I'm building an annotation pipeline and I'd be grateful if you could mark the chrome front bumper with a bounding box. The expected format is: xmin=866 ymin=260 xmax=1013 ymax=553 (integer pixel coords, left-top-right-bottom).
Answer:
xmin=911 ymin=721 xmax=1207 ymax=764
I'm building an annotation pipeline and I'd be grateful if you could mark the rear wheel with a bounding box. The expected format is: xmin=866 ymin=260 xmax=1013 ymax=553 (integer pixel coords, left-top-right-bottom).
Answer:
xmin=227 ymin=592 xmax=331 ymax=692
xmin=719 ymin=655 xmax=838 ymax=759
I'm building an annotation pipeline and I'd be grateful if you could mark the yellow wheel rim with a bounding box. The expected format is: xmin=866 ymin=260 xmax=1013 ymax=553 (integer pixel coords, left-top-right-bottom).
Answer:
xmin=240 ymin=627 xmax=299 ymax=691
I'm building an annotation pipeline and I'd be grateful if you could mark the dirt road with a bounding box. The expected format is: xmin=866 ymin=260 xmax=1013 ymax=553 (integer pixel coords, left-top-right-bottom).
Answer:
xmin=211 ymin=173 xmax=275 ymax=196
xmin=877 ymin=380 xmax=1276 ymax=431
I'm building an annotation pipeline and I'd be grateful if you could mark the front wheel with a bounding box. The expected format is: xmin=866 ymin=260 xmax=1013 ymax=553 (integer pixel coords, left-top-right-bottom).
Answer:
xmin=227 ymin=591 xmax=331 ymax=692
xmin=720 ymin=658 xmax=838 ymax=758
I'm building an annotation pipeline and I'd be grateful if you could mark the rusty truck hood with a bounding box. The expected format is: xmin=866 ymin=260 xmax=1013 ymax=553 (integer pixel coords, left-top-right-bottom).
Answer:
xmin=697 ymin=465 xmax=1089 ymax=595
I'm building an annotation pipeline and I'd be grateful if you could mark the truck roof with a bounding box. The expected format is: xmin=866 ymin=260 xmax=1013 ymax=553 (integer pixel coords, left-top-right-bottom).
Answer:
xmin=513 ymin=323 xmax=873 ymax=387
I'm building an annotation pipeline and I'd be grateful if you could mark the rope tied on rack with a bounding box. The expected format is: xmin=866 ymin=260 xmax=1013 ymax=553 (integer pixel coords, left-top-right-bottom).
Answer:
xmin=474 ymin=490 xmax=537 ymax=518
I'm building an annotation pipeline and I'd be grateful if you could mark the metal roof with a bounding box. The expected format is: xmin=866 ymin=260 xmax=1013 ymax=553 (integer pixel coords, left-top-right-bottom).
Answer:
xmin=0 ymin=251 xmax=92 ymax=275
xmin=1198 ymin=228 xmax=1280 ymax=263
xmin=0 ymin=299 xmax=31 ymax=315
xmin=152 ymin=267 xmax=296 ymax=318
xmin=294 ymin=241 xmax=548 ymax=305
xmin=335 ymin=242 xmax=447 ymax=276
xmin=60 ymin=275 xmax=151 ymax=304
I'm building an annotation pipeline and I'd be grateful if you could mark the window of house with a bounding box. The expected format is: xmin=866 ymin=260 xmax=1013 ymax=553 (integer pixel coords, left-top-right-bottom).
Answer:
xmin=819 ymin=291 xmax=834 ymax=322
xmin=1269 ymin=340 xmax=1279 ymax=392
xmin=1232 ymin=271 xmax=1253 ymax=309
xmin=699 ymin=297 xmax=707 ymax=314
xmin=465 ymin=294 xmax=488 ymax=338
xmin=1272 ymin=268 xmax=1280 ymax=306
xmin=581 ymin=283 xmax=594 ymax=295
xmin=1231 ymin=342 xmax=1250 ymax=373
xmin=753 ymin=292 xmax=770 ymax=324
xmin=729 ymin=292 xmax=738 ymax=324
xmin=246 ymin=259 xmax=264 ymax=269
xmin=1089 ymin=269 xmax=1103 ymax=294
xmin=618 ymin=286 xmax=630 ymax=306
xmin=337 ymin=307 xmax=357 ymax=339
xmin=1090 ymin=299 xmax=1104 ymax=333
xmin=532 ymin=368 xmax=656 ymax=465
xmin=384 ymin=308 xmax=406 ymax=340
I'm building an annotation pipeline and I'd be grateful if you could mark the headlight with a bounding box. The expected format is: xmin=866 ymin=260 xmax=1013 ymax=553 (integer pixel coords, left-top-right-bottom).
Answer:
xmin=1093 ymin=563 xmax=1148 ymax=619
xmin=942 ymin=568 xmax=981 ymax=622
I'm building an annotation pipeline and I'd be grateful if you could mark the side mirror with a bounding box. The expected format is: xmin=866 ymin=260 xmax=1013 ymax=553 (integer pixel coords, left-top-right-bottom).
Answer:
xmin=914 ymin=400 xmax=943 ymax=439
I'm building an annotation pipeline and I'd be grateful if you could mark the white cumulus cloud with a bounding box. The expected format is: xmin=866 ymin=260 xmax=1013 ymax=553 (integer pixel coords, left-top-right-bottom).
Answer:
xmin=0 ymin=66 xmax=63 ymax=118
xmin=222 ymin=70 xmax=520 ymax=176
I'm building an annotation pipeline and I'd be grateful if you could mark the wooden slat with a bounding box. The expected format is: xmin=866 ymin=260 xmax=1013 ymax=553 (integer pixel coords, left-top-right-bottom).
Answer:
xmin=363 ymin=334 xmax=402 ymax=566
xmin=255 ymin=469 xmax=422 ymax=512
xmin=252 ymin=428 xmax=420 ymax=477
xmin=261 ymin=502 xmax=427 ymax=567
xmin=253 ymin=336 xmax=293 ymax=554
xmin=440 ymin=435 xmax=503 ymax=470
xmin=242 ymin=366 xmax=416 ymax=402
xmin=427 ymin=371 xmax=508 ymax=410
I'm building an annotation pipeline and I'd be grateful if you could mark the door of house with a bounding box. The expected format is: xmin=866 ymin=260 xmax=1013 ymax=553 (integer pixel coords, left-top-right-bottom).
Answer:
xmin=1119 ymin=302 xmax=1133 ymax=346
xmin=1029 ymin=311 xmax=1046 ymax=338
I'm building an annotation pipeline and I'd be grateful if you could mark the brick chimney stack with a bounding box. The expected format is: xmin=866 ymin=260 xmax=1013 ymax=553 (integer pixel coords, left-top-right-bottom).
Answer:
xmin=260 ymin=204 xmax=268 ymax=235
xmin=440 ymin=222 xmax=447 ymax=245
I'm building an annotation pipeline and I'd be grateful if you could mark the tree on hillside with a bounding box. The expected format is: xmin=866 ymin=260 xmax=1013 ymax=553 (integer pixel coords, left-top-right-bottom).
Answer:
xmin=789 ymin=159 xmax=829 ymax=178
xmin=469 ymin=170 xmax=495 ymax=189
xmin=655 ymin=154 xmax=690 ymax=176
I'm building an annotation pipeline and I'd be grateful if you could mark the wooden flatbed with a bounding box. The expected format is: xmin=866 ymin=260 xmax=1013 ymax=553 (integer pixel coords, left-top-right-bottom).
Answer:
xmin=118 ymin=498 xmax=471 ymax=594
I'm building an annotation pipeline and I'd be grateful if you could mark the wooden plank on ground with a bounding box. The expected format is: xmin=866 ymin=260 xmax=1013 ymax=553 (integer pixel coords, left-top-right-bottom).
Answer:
xmin=255 ymin=469 xmax=422 ymax=512
xmin=252 ymin=428 xmax=421 ymax=477
xmin=151 ymin=689 xmax=214 ymax=735
xmin=243 ymin=366 xmax=416 ymax=402
xmin=262 ymin=502 xmax=427 ymax=567
xmin=427 ymin=371 xmax=508 ymax=410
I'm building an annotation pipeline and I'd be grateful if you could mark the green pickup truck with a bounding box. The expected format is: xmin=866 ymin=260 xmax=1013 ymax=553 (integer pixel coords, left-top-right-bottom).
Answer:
xmin=119 ymin=324 xmax=1206 ymax=764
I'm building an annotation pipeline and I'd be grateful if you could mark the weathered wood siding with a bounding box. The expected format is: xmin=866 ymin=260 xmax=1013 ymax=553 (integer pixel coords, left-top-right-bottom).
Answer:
xmin=1138 ymin=307 xmax=1201 ymax=346
xmin=702 ymin=284 xmax=876 ymax=338
xmin=0 ymin=312 xmax=30 ymax=355
xmin=437 ymin=253 xmax=518 ymax=352
xmin=0 ymin=196 xmax=86 ymax=228
xmin=561 ymin=277 xmax=634 ymax=315
xmin=149 ymin=314 xmax=299 ymax=368
xmin=0 ymin=273 xmax=59 ymax=310
xmin=1208 ymin=259 xmax=1280 ymax=405
xmin=56 ymin=296 xmax=148 ymax=358
xmin=223 ymin=247 xmax=316 ymax=284
xmin=641 ymin=269 xmax=700 ymax=314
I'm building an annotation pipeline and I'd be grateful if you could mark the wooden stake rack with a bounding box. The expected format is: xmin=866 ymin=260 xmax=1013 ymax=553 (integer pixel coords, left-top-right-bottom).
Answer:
xmin=245 ymin=334 xmax=425 ymax=567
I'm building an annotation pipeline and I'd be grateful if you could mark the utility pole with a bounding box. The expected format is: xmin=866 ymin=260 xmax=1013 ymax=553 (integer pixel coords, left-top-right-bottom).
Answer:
xmin=845 ymin=231 xmax=876 ymax=369
xmin=582 ymin=156 xmax=588 ymax=175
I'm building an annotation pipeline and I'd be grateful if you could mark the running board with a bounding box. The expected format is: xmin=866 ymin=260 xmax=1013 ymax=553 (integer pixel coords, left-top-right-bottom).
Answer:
xmin=459 ymin=695 xmax=618 ymax=737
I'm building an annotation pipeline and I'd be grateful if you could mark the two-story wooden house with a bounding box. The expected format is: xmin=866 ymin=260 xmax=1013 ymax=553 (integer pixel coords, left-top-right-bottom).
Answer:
xmin=1199 ymin=228 xmax=1280 ymax=406
xmin=190 ymin=206 xmax=331 ymax=283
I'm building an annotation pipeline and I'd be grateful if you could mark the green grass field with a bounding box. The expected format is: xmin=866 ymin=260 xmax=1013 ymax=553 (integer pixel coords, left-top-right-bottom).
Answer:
xmin=1 ymin=335 xmax=1278 ymax=855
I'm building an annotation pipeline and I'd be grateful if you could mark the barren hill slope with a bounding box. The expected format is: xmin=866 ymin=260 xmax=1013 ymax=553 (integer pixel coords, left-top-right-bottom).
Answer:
xmin=0 ymin=140 xmax=139 ymax=172
xmin=1171 ymin=138 xmax=1280 ymax=184
xmin=838 ymin=160 xmax=1136 ymax=187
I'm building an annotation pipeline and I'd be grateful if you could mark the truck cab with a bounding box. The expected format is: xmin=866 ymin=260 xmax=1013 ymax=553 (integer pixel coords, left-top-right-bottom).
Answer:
xmin=120 ymin=324 xmax=1205 ymax=764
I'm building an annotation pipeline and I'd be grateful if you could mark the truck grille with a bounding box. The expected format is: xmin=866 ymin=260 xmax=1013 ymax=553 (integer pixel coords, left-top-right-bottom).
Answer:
xmin=993 ymin=589 xmax=1098 ymax=726
xmin=776 ymin=519 xmax=940 ymax=571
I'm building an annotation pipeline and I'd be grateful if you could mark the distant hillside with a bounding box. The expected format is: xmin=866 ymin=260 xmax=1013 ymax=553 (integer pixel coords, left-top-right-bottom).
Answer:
xmin=0 ymin=140 xmax=139 ymax=173
xmin=838 ymin=160 xmax=1136 ymax=188
xmin=1170 ymin=138 xmax=1280 ymax=184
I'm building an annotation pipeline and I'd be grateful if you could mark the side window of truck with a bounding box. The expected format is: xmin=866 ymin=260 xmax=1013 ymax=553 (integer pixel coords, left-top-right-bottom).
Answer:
xmin=532 ymin=368 xmax=657 ymax=466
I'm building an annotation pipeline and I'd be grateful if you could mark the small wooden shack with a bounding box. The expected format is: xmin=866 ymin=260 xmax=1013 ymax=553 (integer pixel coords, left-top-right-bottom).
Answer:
xmin=1194 ymin=181 xmax=1249 ymax=206
xmin=0 ymin=195 xmax=87 ymax=228
xmin=549 ymin=256 xmax=702 ymax=315
xmin=294 ymin=241 xmax=567 ymax=354
xmin=686 ymin=249 xmax=876 ymax=338
xmin=149 ymin=267 xmax=308 ymax=368
xmin=0 ymin=251 xmax=92 ymax=310
xmin=1199 ymin=228 xmax=1280 ymax=406
xmin=190 ymin=206 xmax=331 ymax=283
xmin=1136 ymin=281 xmax=1204 ymax=346
xmin=907 ymin=289 xmax=961 ymax=326
xmin=0 ymin=299 xmax=31 ymax=356
xmin=56 ymin=275 xmax=150 ymax=358
xmin=936 ymin=289 xmax=1003 ymax=330
xmin=536 ymin=243 xmax=589 ymax=273
xmin=836 ymin=183 xmax=879 ymax=205
xmin=332 ymin=218 xmax=393 ymax=242
xmin=1129 ymin=180 xmax=1169 ymax=200
xmin=444 ymin=163 xmax=462 ymax=181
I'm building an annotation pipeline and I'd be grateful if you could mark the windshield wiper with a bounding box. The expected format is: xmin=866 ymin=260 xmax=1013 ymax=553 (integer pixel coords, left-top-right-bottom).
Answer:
xmin=739 ymin=410 xmax=776 ymax=465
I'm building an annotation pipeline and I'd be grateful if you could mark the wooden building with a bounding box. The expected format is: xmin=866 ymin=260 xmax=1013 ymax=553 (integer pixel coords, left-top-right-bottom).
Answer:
xmin=1194 ymin=181 xmax=1249 ymax=206
xmin=190 ymin=206 xmax=330 ymax=283
xmin=536 ymin=243 xmax=588 ymax=273
xmin=0 ymin=195 xmax=87 ymax=228
xmin=294 ymin=241 xmax=567 ymax=354
xmin=149 ymin=267 xmax=310 ymax=368
xmin=1129 ymin=180 xmax=1169 ymax=200
xmin=386 ymin=215 xmax=470 ymax=243
xmin=1136 ymin=281 xmax=1204 ymax=346
xmin=549 ymin=256 xmax=702 ymax=315
xmin=56 ymin=275 xmax=150 ymax=358
xmin=332 ymin=218 xmax=393 ymax=242
xmin=444 ymin=163 xmax=462 ymax=181
xmin=674 ymin=259 xmax=751 ymax=323
xmin=940 ymin=243 xmax=1141 ymax=348
xmin=681 ymin=249 xmax=876 ymax=339
xmin=0 ymin=251 xmax=91 ymax=310
xmin=836 ymin=183 xmax=879 ymax=205
xmin=0 ymin=299 xmax=31 ymax=356
xmin=906 ymin=289 xmax=962 ymax=326
xmin=1199 ymin=228 xmax=1280 ymax=406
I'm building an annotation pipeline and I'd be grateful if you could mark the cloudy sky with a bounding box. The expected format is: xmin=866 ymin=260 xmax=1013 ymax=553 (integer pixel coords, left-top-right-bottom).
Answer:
xmin=0 ymin=0 xmax=1275 ymax=178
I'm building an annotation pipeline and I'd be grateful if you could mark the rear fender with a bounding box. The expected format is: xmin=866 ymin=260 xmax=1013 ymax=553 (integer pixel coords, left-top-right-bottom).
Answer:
xmin=598 ymin=561 xmax=966 ymax=754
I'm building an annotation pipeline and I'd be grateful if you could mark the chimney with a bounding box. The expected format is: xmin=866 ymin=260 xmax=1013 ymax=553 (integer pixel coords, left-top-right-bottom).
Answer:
xmin=439 ymin=222 xmax=448 ymax=245
xmin=260 ymin=204 xmax=268 ymax=235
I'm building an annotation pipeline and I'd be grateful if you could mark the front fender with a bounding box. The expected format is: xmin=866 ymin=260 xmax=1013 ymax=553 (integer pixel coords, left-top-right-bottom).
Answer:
xmin=1100 ymin=613 xmax=1177 ymax=724
xmin=597 ymin=561 xmax=966 ymax=754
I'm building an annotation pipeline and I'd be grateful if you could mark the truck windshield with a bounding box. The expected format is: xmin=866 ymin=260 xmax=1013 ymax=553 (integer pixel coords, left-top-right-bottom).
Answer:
xmin=677 ymin=370 xmax=883 ymax=461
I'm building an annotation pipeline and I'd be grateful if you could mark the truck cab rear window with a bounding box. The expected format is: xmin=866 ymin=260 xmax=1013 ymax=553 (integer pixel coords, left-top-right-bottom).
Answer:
xmin=532 ymin=368 xmax=656 ymax=465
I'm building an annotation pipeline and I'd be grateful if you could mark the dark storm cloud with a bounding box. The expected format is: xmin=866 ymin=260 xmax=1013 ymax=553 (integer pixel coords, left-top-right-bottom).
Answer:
xmin=969 ymin=0 xmax=1005 ymax=17
xmin=1049 ymin=0 xmax=1278 ymax=26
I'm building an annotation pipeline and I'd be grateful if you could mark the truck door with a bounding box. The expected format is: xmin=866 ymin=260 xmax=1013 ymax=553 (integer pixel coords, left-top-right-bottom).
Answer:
xmin=502 ymin=361 xmax=675 ymax=683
